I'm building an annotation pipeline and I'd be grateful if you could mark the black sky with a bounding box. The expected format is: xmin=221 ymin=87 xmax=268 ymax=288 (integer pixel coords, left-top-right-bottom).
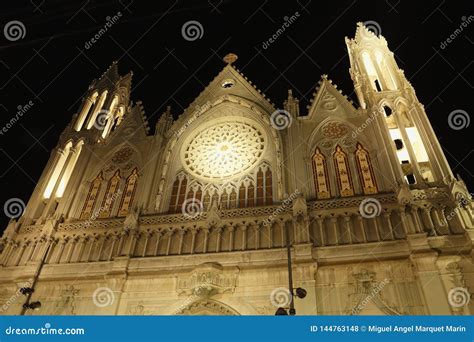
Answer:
xmin=0 ymin=0 xmax=472 ymax=230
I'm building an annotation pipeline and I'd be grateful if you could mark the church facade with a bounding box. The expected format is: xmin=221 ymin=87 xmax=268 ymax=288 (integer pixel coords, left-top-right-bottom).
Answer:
xmin=1 ymin=23 xmax=473 ymax=315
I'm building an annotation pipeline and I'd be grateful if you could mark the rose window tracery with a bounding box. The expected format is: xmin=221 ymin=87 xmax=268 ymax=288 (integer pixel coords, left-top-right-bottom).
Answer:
xmin=182 ymin=120 xmax=265 ymax=180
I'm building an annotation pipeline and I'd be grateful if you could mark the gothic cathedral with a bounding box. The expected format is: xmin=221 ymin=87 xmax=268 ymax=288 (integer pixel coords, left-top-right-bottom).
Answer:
xmin=1 ymin=23 xmax=473 ymax=315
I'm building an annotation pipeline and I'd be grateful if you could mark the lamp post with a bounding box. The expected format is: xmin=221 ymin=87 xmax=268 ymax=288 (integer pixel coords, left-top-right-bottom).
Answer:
xmin=275 ymin=224 xmax=307 ymax=315
xmin=20 ymin=244 xmax=51 ymax=315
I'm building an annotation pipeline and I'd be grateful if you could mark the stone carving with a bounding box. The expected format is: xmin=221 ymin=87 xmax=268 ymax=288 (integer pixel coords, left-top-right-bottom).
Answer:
xmin=176 ymin=299 xmax=238 ymax=315
xmin=321 ymin=94 xmax=337 ymax=111
xmin=111 ymin=146 xmax=134 ymax=164
xmin=322 ymin=121 xmax=348 ymax=139
xmin=176 ymin=263 xmax=238 ymax=297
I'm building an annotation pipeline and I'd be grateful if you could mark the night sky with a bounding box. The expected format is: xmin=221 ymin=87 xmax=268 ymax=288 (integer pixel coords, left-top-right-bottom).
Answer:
xmin=0 ymin=0 xmax=472 ymax=230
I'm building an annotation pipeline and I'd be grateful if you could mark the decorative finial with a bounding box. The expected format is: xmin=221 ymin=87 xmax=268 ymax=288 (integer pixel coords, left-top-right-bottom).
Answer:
xmin=223 ymin=53 xmax=238 ymax=65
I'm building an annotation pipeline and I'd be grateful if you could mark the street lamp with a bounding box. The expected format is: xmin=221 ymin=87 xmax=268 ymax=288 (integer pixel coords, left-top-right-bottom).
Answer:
xmin=23 ymin=301 xmax=41 ymax=310
xmin=275 ymin=224 xmax=307 ymax=315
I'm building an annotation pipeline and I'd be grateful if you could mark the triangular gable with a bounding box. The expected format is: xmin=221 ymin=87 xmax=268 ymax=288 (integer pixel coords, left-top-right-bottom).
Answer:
xmin=304 ymin=75 xmax=357 ymax=121
xmin=173 ymin=63 xmax=276 ymax=127
xmin=108 ymin=100 xmax=150 ymax=140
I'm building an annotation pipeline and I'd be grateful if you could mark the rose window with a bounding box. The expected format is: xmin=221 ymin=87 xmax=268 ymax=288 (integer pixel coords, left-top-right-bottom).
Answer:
xmin=182 ymin=120 xmax=265 ymax=180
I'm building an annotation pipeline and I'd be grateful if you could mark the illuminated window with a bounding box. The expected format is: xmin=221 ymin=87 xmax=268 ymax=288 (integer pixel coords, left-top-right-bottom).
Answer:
xmin=355 ymin=144 xmax=378 ymax=195
xmin=118 ymin=168 xmax=139 ymax=217
xmin=264 ymin=169 xmax=273 ymax=205
xmin=361 ymin=52 xmax=381 ymax=91
xmin=256 ymin=168 xmax=264 ymax=206
xmin=99 ymin=170 xmax=121 ymax=218
xmin=312 ymin=148 xmax=331 ymax=199
xmin=86 ymin=91 xmax=108 ymax=129
xmin=44 ymin=142 xmax=72 ymax=199
xmin=80 ymin=172 xmax=103 ymax=220
xmin=169 ymin=178 xmax=180 ymax=213
xmin=102 ymin=96 xmax=119 ymax=139
xmin=333 ymin=145 xmax=354 ymax=197
xmin=375 ymin=50 xmax=397 ymax=90
xmin=75 ymin=92 xmax=98 ymax=131
xmin=56 ymin=141 xmax=84 ymax=198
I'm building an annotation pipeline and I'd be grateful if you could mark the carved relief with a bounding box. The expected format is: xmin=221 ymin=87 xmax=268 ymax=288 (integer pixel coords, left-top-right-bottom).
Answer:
xmin=176 ymin=263 xmax=238 ymax=297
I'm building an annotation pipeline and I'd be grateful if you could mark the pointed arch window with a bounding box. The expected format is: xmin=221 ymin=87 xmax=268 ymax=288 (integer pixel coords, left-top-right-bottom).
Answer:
xmin=312 ymin=148 xmax=331 ymax=199
xmin=99 ymin=170 xmax=121 ymax=218
xmin=75 ymin=92 xmax=98 ymax=131
xmin=56 ymin=141 xmax=84 ymax=198
xmin=355 ymin=144 xmax=378 ymax=194
xmin=256 ymin=168 xmax=264 ymax=206
xmin=118 ymin=168 xmax=139 ymax=217
xmin=202 ymin=191 xmax=211 ymax=211
xmin=80 ymin=172 xmax=103 ymax=219
xmin=333 ymin=145 xmax=354 ymax=197
xmin=86 ymin=90 xmax=108 ymax=129
xmin=102 ymin=96 xmax=119 ymax=139
xmin=229 ymin=188 xmax=237 ymax=208
xmin=264 ymin=168 xmax=273 ymax=205
xmin=44 ymin=142 xmax=72 ymax=199
xmin=238 ymin=184 xmax=246 ymax=208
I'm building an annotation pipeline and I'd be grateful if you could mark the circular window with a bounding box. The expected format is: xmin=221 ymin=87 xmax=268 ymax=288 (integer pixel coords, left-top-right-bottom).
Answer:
xmin=221 ymin=79 xmax=235 ymax=89
xmin=182 ymin=120 xmax=265 ymax=180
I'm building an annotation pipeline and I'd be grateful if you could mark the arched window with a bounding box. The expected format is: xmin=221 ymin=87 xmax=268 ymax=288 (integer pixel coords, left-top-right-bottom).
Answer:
xmin=256 ymin=168 xmax=264 ymax=206
xmin=375 ymin=50 xmax=397 ymax=90
xmin=229 ymin=188 xmax=237 ymax=208
xmin=355 ymin=144 xmax=378 ymax=194
xmin=118 ymin=168 xmax=139 ymax=217
xmin=238 ymin=184 xmax=246 ymax=208
xmin=101 ymin=95 xmax=119 ymax=139
xmin=56 ymin=141 xmax=84 ymax=198
xmin=44 ymin=142 xmax=72 ymax=199
xmin=361 ymin=52 xmax=381 ymax=91
xmin=168 ymin=175 xmax=188 ymax=213
xmin=221 ymin=190 xmax=229 ymax=209
xmin=169 ymin=178 xmax=180 ymax=213
xmin=86 ymin=90 xmax=108 ymax=129
xmin=80 ymin=172 xmax=103 ymax=219
xmin=312 ymin=148 xmax=330 ymax=199
xmin=247 ymin=183 xmax=255 ymax=207
xmin=264 ymin=168 xmax=273 ymax=205
xmin=202 ymin=191 xmax=211 ymax=210
xmin=99 ymin=170 xmax=121 ymax=218
xmin=111 ymin=106 xmax=125 ymax=132
xmin=333 ymin=145 xmax=354 ymax=197
xmin=75 ymin=92 xmax=98 ymax=131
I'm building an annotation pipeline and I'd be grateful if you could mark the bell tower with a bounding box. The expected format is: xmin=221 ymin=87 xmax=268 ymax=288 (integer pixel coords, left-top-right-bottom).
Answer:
xmin=20 ymin=62 xmax=132 ymax=225
xmin=345 ymin=23 xmax=454 ymax=188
